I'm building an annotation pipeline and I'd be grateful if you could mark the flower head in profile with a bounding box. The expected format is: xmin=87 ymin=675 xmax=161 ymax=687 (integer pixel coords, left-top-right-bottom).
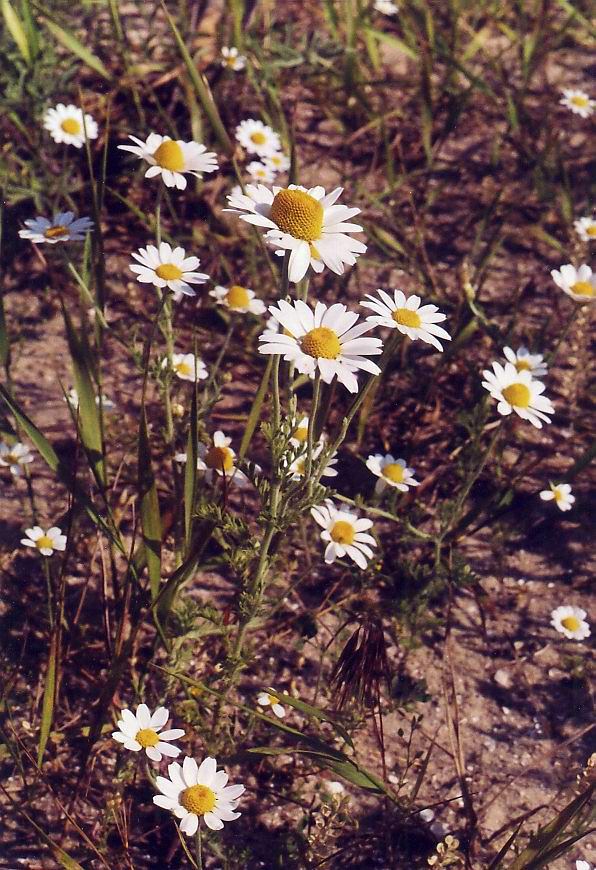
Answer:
xmin=162 ymin=353 xmax=208 ymax=383
xmin=118 ymin=133 xmax=218 ymax=189
xmin=112 ymin=704 xmax=184 ymax=762
xmin=287 ymin=445 xmax=338 ymax=481
xmin=210 ymin=284 xmax=266 ymax=315
xmin=130 ymin=242 xmax=209 ymax=301
xmin=539 ymin=482 xmax=574 ymax=512
xmin=225 ymin=184 xmax=366 ymax=282
xmin=550 ymin=606 xmax=590 ymax=641
xmin=221 ymin=46 xmax=246 ymax=71
xmin=43 ymin=103 xmax=98 ymax=148
xmin=361 ymin=289 xmax=450 ymax=351
xmin=0 ymin=442 xmax=34 ymax=476
xmin=235 ymin=119 xmax=281 ymax=157
xmin=311 ymin=499 xmax=376 ymax=569
xmin=19 ymin=212 xmax=93 ymax=244
xmin=551 ymin=264 xmax=595 ymax=302
xmin=247 ymin=161 xmax=275 ymax=184
xmin=264 ymin=152 xmax=290 ymax=174
xmin=259 ymin=300 xmax=382 ymax=393
xmin=289 ymin=415 xmax=310 ymax=447
xmin=21 ymin=526 xmax=66 ymax=557
xmin=503 ymin=346 xmax=547 ymax=378
xmin=374 ymin=0 xmax=399 ymax=13
xmin=574 ymin=216 xmax=596 ymax=242
xmin=559 ymin=89 xmax=595 ymax=119
xmin=257 ymin=691 xmax=285 ymax=718
xmin=366 ymin=453 xmax=419 ymax=494
xmin=153 ymin=756 xmax=244 ymax=833
xmin=184 ymin=431 xmax=248 ymax=486
xmin=481 ymin=362 xmax=554 ymax=428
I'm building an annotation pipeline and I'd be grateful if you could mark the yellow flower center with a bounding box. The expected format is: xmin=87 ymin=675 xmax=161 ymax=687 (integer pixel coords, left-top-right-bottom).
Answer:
xmin=570 ymin=280 xmax=594 ymax=298
xmin=205 ymin=446 xmax=234 ymax=472
xmin=587 ymin=225 xmax=596 ymax=237
xmin=570 ymin=95 xmax=589 ymax=108
xmin=561 ymin=616 xmax=581 ymax=632
xmin=382 ymin=462 xmax=405 ymax=483
xmin=61 ymin=117 xmax=81 ymax=135
xmin=36 ymin=535 xmax=54 ymax=550
xmin=250 ymin=131 xmax=267 ymax=145
xmin=293 ymin=458 xmax=306 ymax=476
xmin=267 ymin=694 xmax=280 ymax=705
xmin=293 ymin=425 xmax=308 ymax=443
xmin=270 ymin=189 xmax=324 ymax=242
xmin=44 ymin=225 xmax=69 ymax=239
xmin=180 ymin=784 xmax=216 ymax=815
xmin=392 ymin=307 xmax=422 ymax=329
xmin=226 ymin=285 xmax=251 ymax=309
xmin=270 ymin=155 xmax=282 ymax=167
xmin=152 ymin=139 xmax=185 ymax=172
xmin=175 ymin=361 xmax=193 ymax=377
xmin=301 ymin=327 xmax=341 ymax=359
xmin=502 ymin=383 xmax=531 ymax=408
xmin=330 ymin=520 xmax=355 ymax=545
xmin=135 ymin=728 xmax=160 ymax=748
xmin=156 ymin=263 xmax=184 ymax=281
xmin=515 ymin=359 xmax=532 ymax=372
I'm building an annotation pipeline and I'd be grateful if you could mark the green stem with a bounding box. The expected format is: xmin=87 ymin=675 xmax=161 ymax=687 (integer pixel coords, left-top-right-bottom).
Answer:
xmin=305 ymin=370 xmax=321 ymax=488
xmin=195 ymin=823 xmax=203 ymax=870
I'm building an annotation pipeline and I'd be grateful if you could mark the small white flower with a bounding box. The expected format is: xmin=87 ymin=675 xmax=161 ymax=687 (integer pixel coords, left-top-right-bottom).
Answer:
xmin=264 ymin=152 xmax=290 ymax=174
xmin=259 ymin=299 xmax=382 ymax=393
xmin=130 ymin=242 xmax=209 ymax=302
xmin=560 ymin=89 xmax=595 ymax=119
xmin=539 ymin=482 xmax=575 ymax=512
xmin=503 ymin=346 xmax=548 ymax=378
xmin=0 ymin=442 xmax=34 ymax=476
xmin=153 ymin=756 xmax=245 ymax=833
xmin=210 ymin=284 xmax=266 ymax=315
xmin=118 ymin=133 xmax=218 ymax=190
xmin=310 ymin=499 xmax=376 ymax=570
xmin=235 ymin=119 xmax=281 ymax=157
xmin=220 ymin=46 xmax=246 ymax=71
xmin=43 ymin=103 xmax=98 ymax=148
xmin=64 ymin=388 xmax=115 ymax=410
xmin=366 ymin=453 xmax=419 ymax=494
xmin=551 ymin=263 xmax=595 ymax=302
xmin=21 ymin=526 xmax=66 ymax=557
xmin=374 ymin=0 xmax=399 ymax=13
xmin=181 ymin=430 xmax=248 ymax=486
xmin=162 ymin=353 xmax=208 ymax=382
xmin=112 ymin=704 xmax=185 ymax=762
xmin=361 ymin=289 xmax=451 ymax=352
xmin=574 ymin=216 xmax=596 ymax=242
xmin=287 ymin=444 xmax=338 ymax=481
xmin=550 ymin=606 xmax=590 ymax=641
xmin=289 ymin=415 xmax=310 ymax=447
xmin=246 ymin=161 xmax=276 ymax=184
xmin=481 ymin=361 xmax=554 ymax=429
xmin=19 ymin=211 xmax=93 ymax=244
xmin=224 ymin=184 xmax=366 ymax=283
xmin=576 ymin=861 xmax=592 ymax=870
xmin=325 ymin=781 xmax=345 ymax=796
xmin=257 ymin=691 xmax=286 ymax=718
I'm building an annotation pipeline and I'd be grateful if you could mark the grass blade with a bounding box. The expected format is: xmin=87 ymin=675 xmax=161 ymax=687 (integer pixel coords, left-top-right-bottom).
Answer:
xmin=138 ymin=409 xmax=162 ymax=601
xmin=37 ymin=631 xmax=57 ymax=765
xmin=42 ymin=17 xmax=112 ymax=80
xmin=1 ymin=0 xmax=31 ymax=63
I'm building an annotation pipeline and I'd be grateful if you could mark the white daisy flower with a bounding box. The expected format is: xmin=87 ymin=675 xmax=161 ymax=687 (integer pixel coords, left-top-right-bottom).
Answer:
xmin=539 ymin=482 xmax=575 ymax=512
xmin=560 ymin=89 xmax=595 ymax=119
xmin=154 ymin=756 xmax=245 ymax=834
xmin=130 ymin=242 xmax=209 ymax=301
xmin=374 ymin=0 xmax=399 ymax=13
xmin=162 ymin=353 xmax=208 ymax=382
xmin=43 ymin=103 xmax=98 ymax=148
xmin=257 ymin=691 xmax=285 ymax=718
xmin=224 ymin=184 xmax=367 ymax=283
xmin=209 ymin=284 xmax=266 ymax=315
xmin=550 ymin=606 xmax=590 ymax=641
xmin=259 ymin=300 xmax=382 ymax=393
xmin=19 ymin=211 xmax=93 ymax=244
xmin=287 ymin=444 xmax=338 ymax=481
xmin=289 ymin=415 xmax=310 ymax=447
xmin=235 ymin=119 xmax=281 ymax=157
xmin=21 ymin=526 xmax=66 ymax=557
xmin=310 ymin=499 xmax=376 ymax=570
xmin=264 ymin=152 xmax=290 ymax=174
xmin=551 ymin=263 xmax=595 ymax=302
xmin=503 ymin=346 xmax=548 ymax=378
xmin=112 ymin=704 xmax=185 ymax=762
xmin=481 ymin=361 xmax=554 ymax=429
xmin=574 ymin=216 xmax=596 ymax=242
xmin=325 ymin=781 xmax=346 ymax=796
xmin=360 ymin=289 xmax=451 ymax=352
xmin=118 ymin=133 xmax=218 ymax=190
xmin=365 ymin=453 xmax=419 ymax=495
xmin=221 ymin=46 xmax=246 ymax=71
xmin=246 ymin=161 xmax=275 ymax=184
xmin=0 ymin=442 xmax=34 ymax=476
xmin=64 ymin=388 xmax=115 ymax=410
xmin=184 ymin=430 xmax=248 ymax=486
xmin=576 ymin=861 xmax=592 ymax=870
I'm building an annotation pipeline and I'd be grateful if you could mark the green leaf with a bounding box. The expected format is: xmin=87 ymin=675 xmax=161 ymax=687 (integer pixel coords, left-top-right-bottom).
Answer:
xmin=37 ymin=632 xmax=57 ymax=765
xmin=1 ymin=0 xmax=31 ymax=63
xmin=138 ymin=409 xmax=162 ymax=601
xmin=364 ymin=26 xmax=419 ymax=61
xmin=43 ymin=18 xmax=112 ymax=80
xmin=269 ymin=691 xmax=354 ymax=749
